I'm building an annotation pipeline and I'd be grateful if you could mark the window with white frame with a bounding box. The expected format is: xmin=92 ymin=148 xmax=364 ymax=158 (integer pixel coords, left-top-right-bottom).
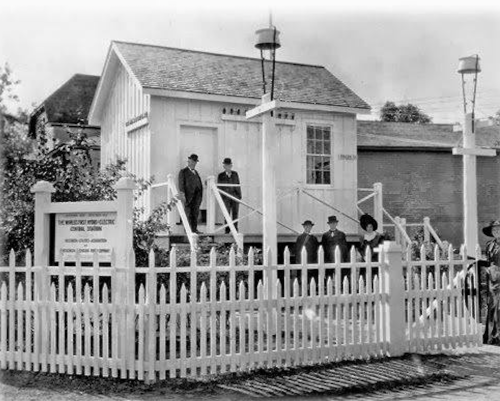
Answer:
xmin=306 ymin=125 xmax=331 ymax=184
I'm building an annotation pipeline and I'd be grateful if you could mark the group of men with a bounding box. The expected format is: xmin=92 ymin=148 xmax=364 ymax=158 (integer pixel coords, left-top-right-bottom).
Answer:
xmin=295 ymin=216 xmax=349 ymax=264
xmin=178 ymin=154 xmax=241 ymax=233
xmin=178 ymin=154 xmax=349 ymax=266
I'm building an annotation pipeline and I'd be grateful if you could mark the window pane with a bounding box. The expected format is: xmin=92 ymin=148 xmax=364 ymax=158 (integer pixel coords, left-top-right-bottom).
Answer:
xmin=306 ymin=156 xmax=315 ymax=170
xmin=323 ymin=128 xmax=331 ymax=141
xmin=307 ymin=126 xmax=314 ymax=139
xmin=315 ymin=141 xmax=323 ymax=154
xmin=314 ymin=156 xmax=323 ymax=170
xmin=307 ymin=140 xmax=315 ymax=154
xmin=315 ymin=128 xmax=322 ymax=140
xmin=323 ymin=171 xmax=331 ymax=184
xmin=323 ymin=140 xmax=331 ymax=154
xmin=313 ymin=170 xmax=322 ymax=184
xmin=322 ymin=156 xmax=330 ymax=170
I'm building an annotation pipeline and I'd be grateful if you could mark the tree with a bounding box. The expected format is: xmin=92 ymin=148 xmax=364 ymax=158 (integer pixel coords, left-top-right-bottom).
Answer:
xmin=380 ymin=101 xmax=432 ymax=124
xmin=0 ymin=65 xmax=175 ymax=263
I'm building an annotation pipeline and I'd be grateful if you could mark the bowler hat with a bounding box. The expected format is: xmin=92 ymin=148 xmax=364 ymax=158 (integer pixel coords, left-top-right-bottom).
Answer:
xmin=301 ymin=220 xmax=314 ymax=226
xmin=482 ymin=219 xmax=500 ymax=237
xmin=223 ymin=157 xmax=232 ymax=165
xmin=188 ymin=154 xmax=199 ymax=162
xmin=327 ymin=216 xmax=338 ymax=224
xmin=360 ymin=214 xmax=378 ymax=232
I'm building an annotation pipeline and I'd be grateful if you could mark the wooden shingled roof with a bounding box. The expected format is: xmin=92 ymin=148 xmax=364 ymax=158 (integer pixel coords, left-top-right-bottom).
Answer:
xmin=113 ymin=41 xmax=371 ymax=110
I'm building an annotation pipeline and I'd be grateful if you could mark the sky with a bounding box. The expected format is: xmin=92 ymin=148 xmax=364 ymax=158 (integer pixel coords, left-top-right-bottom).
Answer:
xmin=1 ymin=0 xmax=500 ymax=124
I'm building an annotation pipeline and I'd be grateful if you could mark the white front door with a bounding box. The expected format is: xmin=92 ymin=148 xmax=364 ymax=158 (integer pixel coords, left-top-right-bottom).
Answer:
xmin=180 ymin=126 xmax=217 ymax=222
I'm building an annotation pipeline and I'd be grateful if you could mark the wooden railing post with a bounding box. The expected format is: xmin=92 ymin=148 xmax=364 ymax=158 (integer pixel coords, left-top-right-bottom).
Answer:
xmin=394 ymin=216 xmax=401 ymax=245
xmin=423 ymin=217 xmax=431 ymax=243
xmin=382 ymin=241 xmax=406 ymax=356
xmin=206 ymin=176 xmax=216 ymax=234
xmin=373 ymin=182 xmax=383 ymax=234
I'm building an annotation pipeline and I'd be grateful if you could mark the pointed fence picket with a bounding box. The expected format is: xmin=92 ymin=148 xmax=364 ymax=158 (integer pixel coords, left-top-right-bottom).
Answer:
xmin=0 ymin=242 xmax=483 ymax=381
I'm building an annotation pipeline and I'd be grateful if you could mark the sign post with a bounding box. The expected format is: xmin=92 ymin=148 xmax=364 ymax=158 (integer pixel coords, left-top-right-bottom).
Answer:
xmin=452 ymin=113 xmax=495 ymax=256
xmin=247 ymin=94 xmax=280 ymax=266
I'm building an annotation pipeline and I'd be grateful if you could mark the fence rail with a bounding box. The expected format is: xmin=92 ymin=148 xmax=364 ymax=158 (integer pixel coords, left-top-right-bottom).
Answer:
xmin=0 ymin=242 xmax=481 ymax=381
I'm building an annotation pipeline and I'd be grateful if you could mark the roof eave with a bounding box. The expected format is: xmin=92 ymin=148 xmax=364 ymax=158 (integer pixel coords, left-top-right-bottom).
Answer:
xmin=143 ymin=87 xmax=371 ymax=115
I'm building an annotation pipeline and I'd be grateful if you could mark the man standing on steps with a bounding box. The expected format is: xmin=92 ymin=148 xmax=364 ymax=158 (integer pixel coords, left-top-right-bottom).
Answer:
xmin=217 ymin=157 xmax=242 ymax=234
xmin=178 ymin=154 xmax=203 ymax=234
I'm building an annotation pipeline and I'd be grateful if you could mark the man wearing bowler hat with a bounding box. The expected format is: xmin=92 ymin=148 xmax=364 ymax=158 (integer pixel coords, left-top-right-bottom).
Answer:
xmin=217 ymin=158 xmax=242 ymax=233
xmin=178 ymin=154 xmax=203 ymax=233
xmin=295 ymin=220 xmax=319 ymax=264
xmin=321 ymin=215 xmax=348 ymax=263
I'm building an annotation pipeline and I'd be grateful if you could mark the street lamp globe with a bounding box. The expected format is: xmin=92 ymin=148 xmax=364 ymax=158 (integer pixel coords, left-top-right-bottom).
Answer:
xmin=458 ymin=55 xmax=480 ymax=118
xmin=255 ymin=21 xmax=281 ymax=100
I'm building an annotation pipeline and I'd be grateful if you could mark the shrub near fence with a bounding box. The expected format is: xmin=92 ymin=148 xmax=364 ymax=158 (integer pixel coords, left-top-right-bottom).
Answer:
xmin=0 ymin=242 xmax=482 ymax=382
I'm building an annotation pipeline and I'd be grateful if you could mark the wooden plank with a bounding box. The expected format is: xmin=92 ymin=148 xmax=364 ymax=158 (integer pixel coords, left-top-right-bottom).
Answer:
xmin=57 ymin=261 xmax=65 ymax=374
xmin=16 ymin=283 xmax=24 ymax=370
xmin=0 ymin=283 xmax=7 ymax=369
xmin=189 ymin=251 xmax=197 ymax=375
xmin=83 ymin=284 xmax=92 ymax=376
xmin=169 ymin=247 xmax=177 ymax=378
xmin=209 ymin=249 xmax=217 ymax=375
xmin=25 ymin=251 xmax=33 ymax=372
xmin=147 ymin=251 xmax=157 ymax=383
xmin=219 ymin=282 xmax=228 ymax=374
xmin=199 ymin=283 xmax=208 ymax=376
xmin=158 ymin=285 xmax=167 ymax=380
xmin=137 ymin=285 xmax=145 ymax=381
xmin=49 ymin=284 xmax=57 ymax=373
xmin=67 ymin=284 xmax=74 ymax=376
xmin=110 ymin=261 xmax=118 ymax=378
xmin=292 ymin=279 xmax=300 ymax=366
xmin=75 ymin=261 xmax=83 ymax=375
xmin=229 ymin=250 xmax=237 ymax=372
xmin=179 ymin=285 xmax=187 ymax=378
xmin=92 ymin=255 xmax=100 ymax=376
xmin=257 ymin=281 xmax=265 ymax=368
xmin=102 ymin=284 xmax=110 ymax=378
xmin=275 ymin=280 xmax=282 ymax=368
xmin=8 ymin=250 xmax=15 ymax=370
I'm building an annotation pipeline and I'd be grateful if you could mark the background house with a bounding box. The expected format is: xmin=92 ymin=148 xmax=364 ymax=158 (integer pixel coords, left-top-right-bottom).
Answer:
xmin=29 ymin=74 xmax=101 ymax=167
xmin=88 ymin=41 xmax=371 ymax=242
xmin=357 ymin=120 xmax=500 ymax=247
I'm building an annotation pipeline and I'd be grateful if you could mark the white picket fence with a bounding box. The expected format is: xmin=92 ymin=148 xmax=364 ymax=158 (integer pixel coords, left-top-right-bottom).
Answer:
xmin=0 ymin=242 xmax=481 ymax=381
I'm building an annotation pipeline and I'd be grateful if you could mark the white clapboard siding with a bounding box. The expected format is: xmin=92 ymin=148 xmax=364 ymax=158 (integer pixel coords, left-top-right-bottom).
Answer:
xmin=0 ymin=244 xmax=482 ymax=381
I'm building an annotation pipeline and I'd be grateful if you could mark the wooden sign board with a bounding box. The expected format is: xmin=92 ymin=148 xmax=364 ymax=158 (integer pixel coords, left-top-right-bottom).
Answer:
xmin=54 ymin=211 xmax=117 ymax=262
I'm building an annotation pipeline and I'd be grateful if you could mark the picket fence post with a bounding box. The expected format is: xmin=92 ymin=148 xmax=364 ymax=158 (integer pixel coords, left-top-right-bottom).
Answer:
xmin=31 ymin=181 xmax=55 ymax=266
xmin=382 ymin=241 xmax=406 ymax=356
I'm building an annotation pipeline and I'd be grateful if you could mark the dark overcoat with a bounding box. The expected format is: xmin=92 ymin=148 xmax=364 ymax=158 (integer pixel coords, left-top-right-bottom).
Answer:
xmin=321 ymin=229 xmax=348 ymax=263
xmin=295 ymin=233 xmax=320 ymax=264
xmin=178 ymin=167 xmax=203 ymax=205
xmin=217 ymin=171 xmax=242 ymax=199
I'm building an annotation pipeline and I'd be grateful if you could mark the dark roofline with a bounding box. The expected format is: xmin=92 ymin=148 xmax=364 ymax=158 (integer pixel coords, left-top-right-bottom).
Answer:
xmin=43 ymin=73 xmax=100 ymax=107
xmin=112 ymin=40 xmax=327 ymax=69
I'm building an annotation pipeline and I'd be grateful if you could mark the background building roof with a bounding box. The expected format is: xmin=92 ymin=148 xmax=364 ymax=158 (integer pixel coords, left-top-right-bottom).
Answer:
xmin=358 ymin=120 xmax=500 ymax=150
xmin=29 ymin=74 xmax=100 ymax=135
xmin=113 ymin=41 xmax=370 ymax=110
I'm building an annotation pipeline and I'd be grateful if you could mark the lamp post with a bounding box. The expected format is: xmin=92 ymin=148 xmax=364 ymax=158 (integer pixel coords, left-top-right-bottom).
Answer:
xmin=452 ymin=55 xmax=495 ymax=256
xmin=246 ymin=18 xmax=281 ymax=271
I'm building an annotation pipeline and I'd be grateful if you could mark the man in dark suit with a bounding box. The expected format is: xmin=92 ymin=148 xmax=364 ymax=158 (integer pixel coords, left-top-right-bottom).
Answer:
xmin=178 ymin=154 xmax=203 ymax=233
xmin=321 ymin=215 xmax=348 ymax=263
xmin=295 ymin=220 xmax=320 ymax=287
xmin=295 ymin=220 xmax=319 ymax=264
xmin=217 ymin=158 xmax=242 ymax=233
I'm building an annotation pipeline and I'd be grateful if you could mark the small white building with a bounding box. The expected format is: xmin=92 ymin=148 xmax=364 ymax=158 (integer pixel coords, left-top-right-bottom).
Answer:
xmin=88 ymin=41 xmax=371 ymax=242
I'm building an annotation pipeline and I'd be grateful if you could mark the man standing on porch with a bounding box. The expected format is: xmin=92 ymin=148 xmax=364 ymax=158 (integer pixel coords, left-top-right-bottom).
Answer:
xmin=178 ymin=154 xmax=203 ymax=234
xmin=217 ymin=157 xmax=242 ymax=233
xmin=321 ymin=215 xmax=348 ymax=263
